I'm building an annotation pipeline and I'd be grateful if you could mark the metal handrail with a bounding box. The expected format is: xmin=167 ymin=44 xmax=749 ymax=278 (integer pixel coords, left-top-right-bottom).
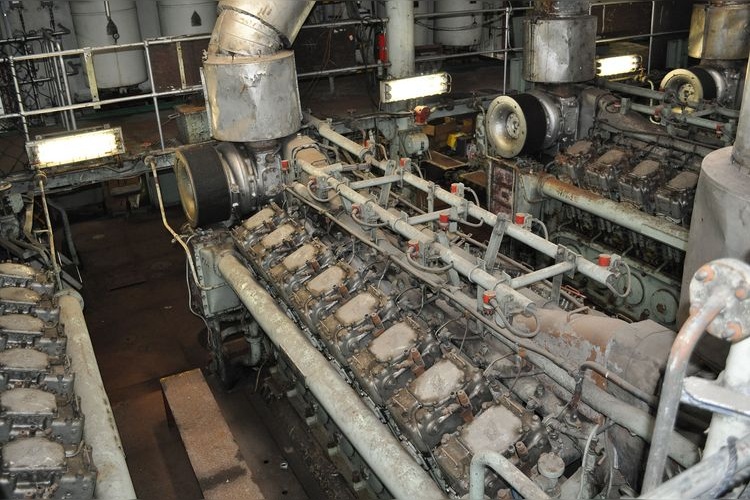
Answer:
xmin=0 ymin=0 xmax=688 ymax=152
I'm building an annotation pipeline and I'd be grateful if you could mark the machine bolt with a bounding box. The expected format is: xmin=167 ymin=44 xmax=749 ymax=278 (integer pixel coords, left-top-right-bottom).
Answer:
xmin=735 ymin=283 xmax=749 ymax=300
xmin=695 ymin=265 xmax=715 ymax=282
xmin=723 ymin=322 xmax=743 ymax=342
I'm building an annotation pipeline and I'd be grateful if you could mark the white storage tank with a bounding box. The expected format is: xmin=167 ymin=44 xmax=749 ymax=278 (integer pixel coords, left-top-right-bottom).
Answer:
xmin=414 ymin=0 xmax=434 ymax=46
xmin=158 ymin=0 xmax=218 ymax=36
xmin=70 ymin=1 xmax=148 ymax=89
xmin=435 ymin=0 xmax=482 ymax=48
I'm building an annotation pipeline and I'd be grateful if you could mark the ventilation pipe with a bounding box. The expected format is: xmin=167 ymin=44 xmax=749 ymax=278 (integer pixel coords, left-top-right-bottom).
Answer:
xmin=523 ymin=0 xmax=596 ymax=84
xmin=175 ymin=1 xmax=316 ymax=227
xmin=203 ymin=0 xmax=315 ymax=142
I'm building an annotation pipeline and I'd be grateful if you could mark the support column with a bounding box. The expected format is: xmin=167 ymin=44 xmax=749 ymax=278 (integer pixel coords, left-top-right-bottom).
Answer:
xmin=385 ymin=0 xmax=415 ymax=79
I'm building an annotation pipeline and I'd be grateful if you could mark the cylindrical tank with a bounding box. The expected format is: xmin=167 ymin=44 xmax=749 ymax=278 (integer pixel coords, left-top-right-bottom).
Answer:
xmin=435 ymin=0 xmax=482 ymax=48
xmin=688 ymin=1 xmax=750 ymax=60
xmin=414 ymin=1 xmax=433 ymax=46
xmin=158 ymin=0 xmax=218 ymax=36
xmin=70 ymin=1 xmax=148 ymax=89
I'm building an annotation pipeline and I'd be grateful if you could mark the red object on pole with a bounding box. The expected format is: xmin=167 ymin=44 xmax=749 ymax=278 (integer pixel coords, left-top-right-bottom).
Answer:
xmin=376 ymin=33 xmax=388 ymax=63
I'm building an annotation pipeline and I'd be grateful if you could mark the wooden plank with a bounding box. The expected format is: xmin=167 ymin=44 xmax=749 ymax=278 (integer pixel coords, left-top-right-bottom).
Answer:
xmin=161 ymin=369 xmax=265 ymax=500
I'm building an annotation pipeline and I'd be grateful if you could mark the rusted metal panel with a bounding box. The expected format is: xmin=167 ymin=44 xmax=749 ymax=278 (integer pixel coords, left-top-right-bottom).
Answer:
xmin=149 ymin=39 xmax=207 ymax=93
xmin=161 ymin=369 xmax=265 ymax=500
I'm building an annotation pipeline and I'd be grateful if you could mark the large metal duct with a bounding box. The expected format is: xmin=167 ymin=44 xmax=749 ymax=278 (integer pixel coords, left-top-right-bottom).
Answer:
xmin=203 ymin=0 xmax=315 ymax=142
xmin=688 ymin=0 xmax=750 ymax=61
xmin=523 ymin=0 xmax=596 ymax=83
xmin=175 ymin=1 xmax=316 ymax=227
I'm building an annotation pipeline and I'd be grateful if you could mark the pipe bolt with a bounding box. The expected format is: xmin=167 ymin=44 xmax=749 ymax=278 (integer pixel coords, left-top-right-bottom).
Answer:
xmin=695 ymin=265 xmax=715 ymax=282
xmin=722 ymin=321 xmax=744 ymax=342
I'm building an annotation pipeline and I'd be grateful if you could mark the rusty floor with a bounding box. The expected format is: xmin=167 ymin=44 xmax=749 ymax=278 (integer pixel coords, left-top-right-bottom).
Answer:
xmin=71 ymin=208 xmax=321 ymax=499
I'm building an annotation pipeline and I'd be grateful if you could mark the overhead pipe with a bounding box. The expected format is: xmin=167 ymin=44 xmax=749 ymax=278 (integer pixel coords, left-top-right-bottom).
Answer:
xmin=304 ymin=114 xmax=618 ymax=289
xmin=216 ymin=253 xmax=447 ymax=500
xmin=58 ymin=292 xmax=136 ymax=500
xmin=296 ymin=158 xmax=535 ymax=311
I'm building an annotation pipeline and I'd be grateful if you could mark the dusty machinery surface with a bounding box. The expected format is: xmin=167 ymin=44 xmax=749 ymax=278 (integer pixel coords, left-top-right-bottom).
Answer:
xmin=478 ymin=0 xmax=749 ymax=329
xmin=169 ymin=0 xmax=750 ymax=498
xmin=0 ymin=188 xmax=134 ymax=498
xmin=175 ymin=125 xmax=750 ymax=499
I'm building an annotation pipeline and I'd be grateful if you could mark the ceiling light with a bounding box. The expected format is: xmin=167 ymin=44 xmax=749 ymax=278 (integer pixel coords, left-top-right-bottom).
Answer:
xmin=380 ymin=73 xmax=451 ymax=104
xmin=26 ymin=127 xmax=125 ymax=168
xmin=596 ymin=55 xmax=642 ymax=77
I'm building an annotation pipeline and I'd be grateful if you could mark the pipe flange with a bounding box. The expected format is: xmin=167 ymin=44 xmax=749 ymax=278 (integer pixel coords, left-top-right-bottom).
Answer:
xmin=690 ymin=258 xmax=750 ymax=342
xmin=660 ymin=67 xmax=722 ymax=106
xmin=485 ymin=93 xmax=547 ymax=158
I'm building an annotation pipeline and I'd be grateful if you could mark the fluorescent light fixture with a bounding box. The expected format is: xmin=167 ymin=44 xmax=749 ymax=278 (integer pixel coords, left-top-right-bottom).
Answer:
xmin=379 ymin=72 xmax=451 ymax=103
xmin=596 ymin=55 xmax=642 ymax=77
xmin=26 ymin=127 xmax=125 ymax=168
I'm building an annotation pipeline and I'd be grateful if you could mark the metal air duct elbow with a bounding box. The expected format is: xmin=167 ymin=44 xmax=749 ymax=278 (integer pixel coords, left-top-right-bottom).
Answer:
xmin=174 ymin=1 xmax=316 ymax=228
xmin=203 ymin=0 xmax=316 ymax=142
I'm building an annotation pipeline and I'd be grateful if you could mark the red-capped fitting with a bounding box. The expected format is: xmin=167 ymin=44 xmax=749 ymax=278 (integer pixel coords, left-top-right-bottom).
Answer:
xmin=450 ymin=183 xmax=459 ymax=194
xmin=439 ymin=212 xmax=450 ymax=231
xmin=413 ymin=105 xmax=431 ymax=125
xmin=407 ymin=240 xmax=420 ymax=255
xmin=399 ymin=157 xmax=410 ymax=167
xmin=598 ymin=253 xmax=612 ymax=267
xmin=482 ymin=290 xmax=496 ymax=316
xmin=281 ymin=159 xmax=290 ymax=171
xmin=514 ymin=213 xmax=526 ymax=225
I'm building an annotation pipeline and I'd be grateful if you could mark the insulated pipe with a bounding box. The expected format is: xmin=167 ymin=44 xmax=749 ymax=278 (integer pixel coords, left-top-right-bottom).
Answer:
xmin=373 ymin=161 xmax=616 ymax=285
xmin=303 ymin=114 xmax=618 ymax=288
xmin=469 ymin=451 xmax=550 ymax=500
xmin=216 ymin=254 xmax=447 ymax=499
xmin=629 ymin=102 xmax=730 ymax=133
xmin=297 ymin=160 xmax=535 ymax=310
xmin=539 ymin=175 xmax=689 ymax=251
xmin=203 ymin=1 xmax=315 ymax=142
xmin=641 ymin=289 xmax=733 ymax=493
xmin=384 ymin=0 xmax=415 ymax=79
xmin=637 ymin=434 xmax=750 ymax=499
xmin=509 ymin=261 xmax=576 ymax=289
xmin=58 ymin=292 xmax=136 ymax=500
